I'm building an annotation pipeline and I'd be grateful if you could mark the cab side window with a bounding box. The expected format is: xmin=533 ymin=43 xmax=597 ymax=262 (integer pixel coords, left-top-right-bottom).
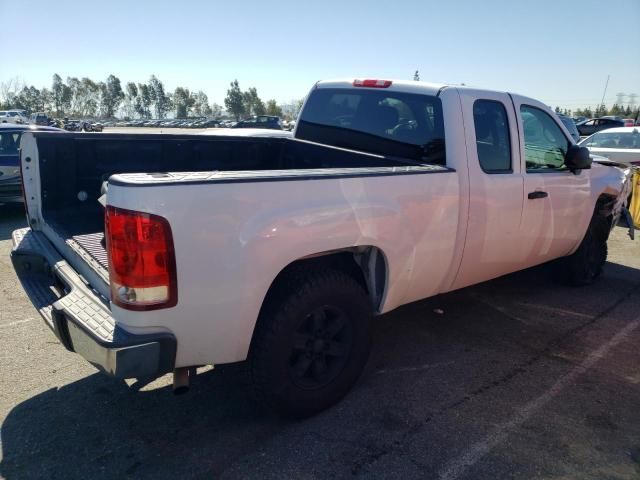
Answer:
xmin=473 ymin=100 xmax=511 ymax=172
xmin=520 ymin=105 xmax=569 ymax=171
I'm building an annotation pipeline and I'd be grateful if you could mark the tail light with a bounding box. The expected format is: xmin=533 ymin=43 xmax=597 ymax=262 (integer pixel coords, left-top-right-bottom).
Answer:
xmin=105 ymin=206 xmax=177 ymax=310
xmin=353 ymin=79 xmax=392 ymax=88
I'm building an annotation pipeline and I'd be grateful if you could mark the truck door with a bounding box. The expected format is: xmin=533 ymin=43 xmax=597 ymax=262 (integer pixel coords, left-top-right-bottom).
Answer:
xmin=510 ymin=94 xmax=590 ymax=264
xmin=450 ymin=88 xmax=524 ymax=290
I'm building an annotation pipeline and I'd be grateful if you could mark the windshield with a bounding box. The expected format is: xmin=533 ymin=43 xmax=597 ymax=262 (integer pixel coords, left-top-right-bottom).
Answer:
xmin=581 ymin=130 xmax=640 ymax=150
xmin=296 ymin=87 xmax=446 ymax=165
xmin=558 ymin=116 xmax=579 ymax=136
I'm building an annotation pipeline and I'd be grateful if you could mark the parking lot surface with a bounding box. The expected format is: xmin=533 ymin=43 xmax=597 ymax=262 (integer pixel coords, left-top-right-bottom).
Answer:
xmin=1 ymin=203 xmax=639 ymax=479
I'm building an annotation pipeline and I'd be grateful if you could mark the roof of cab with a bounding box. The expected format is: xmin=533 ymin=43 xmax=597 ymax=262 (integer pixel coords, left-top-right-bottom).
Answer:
xmin=315 ymin=78 xmax=447 ymax=97
xmin=314 ymin=78 xmax=537 ymax=101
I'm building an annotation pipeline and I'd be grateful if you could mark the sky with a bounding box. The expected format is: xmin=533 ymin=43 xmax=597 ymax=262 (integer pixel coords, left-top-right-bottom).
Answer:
xmin=1 ymin=0 xmax=639 ymax=110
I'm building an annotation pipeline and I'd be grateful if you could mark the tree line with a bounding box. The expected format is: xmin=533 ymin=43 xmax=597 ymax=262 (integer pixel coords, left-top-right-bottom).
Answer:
xmin=554 ymin=104 xmax=639 ymax=119
xmin=0 ymin=74 xmax=301 ymax=120
xmin=9 ymin=73 xmax=635 ymax=122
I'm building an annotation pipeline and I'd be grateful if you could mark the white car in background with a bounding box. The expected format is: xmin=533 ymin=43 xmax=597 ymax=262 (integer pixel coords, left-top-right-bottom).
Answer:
xmin=0 ymin=110 xmax=28 ymax=124
xmin=579 ymin=127 xmax=640 ymax=167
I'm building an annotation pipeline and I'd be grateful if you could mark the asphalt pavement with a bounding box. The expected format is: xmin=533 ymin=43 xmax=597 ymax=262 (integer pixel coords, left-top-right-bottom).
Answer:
xmin=1 ymin=203 xmax=639 ymax=479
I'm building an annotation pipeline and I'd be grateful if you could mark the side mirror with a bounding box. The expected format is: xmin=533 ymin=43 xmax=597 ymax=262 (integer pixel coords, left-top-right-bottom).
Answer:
xmin=565 ymin=145 xmax=592 ymax=172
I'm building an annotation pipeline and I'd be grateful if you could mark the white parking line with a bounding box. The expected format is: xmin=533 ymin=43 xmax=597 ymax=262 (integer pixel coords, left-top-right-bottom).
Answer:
xmin=375 ymin=361 xmax=454 ymax=375
xmin=518 ymin=303 xmax=593 ymax=319
xmin=437 ymin=316 xmax=640 ymax=480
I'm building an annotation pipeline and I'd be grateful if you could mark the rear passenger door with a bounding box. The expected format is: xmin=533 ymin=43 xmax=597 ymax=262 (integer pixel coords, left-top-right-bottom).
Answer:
xmin=451 ymin=89 xmax=524 ymax=289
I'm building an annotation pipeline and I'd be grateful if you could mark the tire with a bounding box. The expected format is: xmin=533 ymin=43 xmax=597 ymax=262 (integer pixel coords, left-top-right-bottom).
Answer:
xmin=561 ymin=214 xmax=610 ymax=286
xmin=249 ymin=267 xmax=373 ymax=418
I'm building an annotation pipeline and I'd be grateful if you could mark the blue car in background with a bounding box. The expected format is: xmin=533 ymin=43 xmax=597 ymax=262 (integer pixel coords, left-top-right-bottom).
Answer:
xmin=0 ymin=123 xmax=64 ymax=204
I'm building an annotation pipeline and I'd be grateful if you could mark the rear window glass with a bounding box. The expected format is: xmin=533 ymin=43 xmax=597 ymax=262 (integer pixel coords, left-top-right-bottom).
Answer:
xmin=0 ymin=132 xmax=21 ymax=155
xmin=473 ymin=100 xmax=511 ymax=172
xmin=296 ymin=87 xmax=445 ymax=165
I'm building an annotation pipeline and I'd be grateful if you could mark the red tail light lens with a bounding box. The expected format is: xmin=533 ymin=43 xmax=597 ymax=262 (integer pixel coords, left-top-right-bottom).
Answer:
xmin=353 ymin=79 xmax=392 ymax=88
xmin=105 ymin=206 xmax=177 ymax=310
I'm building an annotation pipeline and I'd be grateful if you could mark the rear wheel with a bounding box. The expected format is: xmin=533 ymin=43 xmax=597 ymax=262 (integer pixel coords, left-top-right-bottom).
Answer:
xmin=249 ymin=268 xmax=372 ymax=418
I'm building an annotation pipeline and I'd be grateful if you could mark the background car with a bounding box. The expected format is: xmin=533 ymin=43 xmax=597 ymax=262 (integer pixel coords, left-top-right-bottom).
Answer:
xmin=0 ymin=123 xmax=64 ymax=203
xmin=622 ymin=118 xmax=636 ymax=127
xmin=576 ymin=117 xmax=625 ymax=136
xmin=556 ymin=113 xmax=580 ymax=142
xmin=82 ymin=121 xmax=103 ymax=132
xmin=578 ymin=126 xmax=640 ymax=166
xmin=231 ymin=115 xmax=283 ymax=130
xmin=29 ymin=112 xmax=50 ymax=126
xmin=63 ymin=119 xmax=81 ymax=131
xmin=200 ymin=119 xmax=221 ymax=128
xmin=0 ymin=110 xmax=28 ymax=124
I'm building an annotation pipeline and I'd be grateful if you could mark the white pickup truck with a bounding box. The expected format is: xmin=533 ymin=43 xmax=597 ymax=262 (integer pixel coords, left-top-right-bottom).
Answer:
xmin=12 ymin=79 xmax=632 ymax=417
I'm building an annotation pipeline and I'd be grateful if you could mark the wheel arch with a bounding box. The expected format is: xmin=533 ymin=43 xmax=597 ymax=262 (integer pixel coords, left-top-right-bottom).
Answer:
xmin=594 ymin=192 xmax=618 ymax=225
xmin=260 ymin=246 xmax=389 ymax=317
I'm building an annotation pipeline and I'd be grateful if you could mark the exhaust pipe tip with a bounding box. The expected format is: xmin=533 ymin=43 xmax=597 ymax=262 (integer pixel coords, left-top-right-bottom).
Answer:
xmin=172 ymin=367 xmax=190 ymax=395
xmin=173 ymin=385 xmax=189 ymax=395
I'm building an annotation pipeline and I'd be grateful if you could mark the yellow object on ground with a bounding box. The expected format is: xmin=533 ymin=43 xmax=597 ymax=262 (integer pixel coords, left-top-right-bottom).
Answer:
xmin=630 ymin=171 xmax=640 ymax=228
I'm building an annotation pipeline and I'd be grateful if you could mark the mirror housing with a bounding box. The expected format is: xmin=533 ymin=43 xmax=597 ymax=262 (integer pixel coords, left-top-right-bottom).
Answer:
xmin=565 ymin=145 xmax=592 ymax=173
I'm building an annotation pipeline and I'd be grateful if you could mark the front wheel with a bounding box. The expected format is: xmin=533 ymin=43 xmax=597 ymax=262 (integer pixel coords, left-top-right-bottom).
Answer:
xmin=249 ymin=268 xmax=373 ymax=418
xmin=560 ymin=215 xmax=610 ymax=286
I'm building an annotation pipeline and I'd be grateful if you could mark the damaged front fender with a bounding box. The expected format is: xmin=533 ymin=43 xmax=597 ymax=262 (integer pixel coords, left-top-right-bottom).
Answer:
xmin=591 ymin=161 xmax=636 ymax=239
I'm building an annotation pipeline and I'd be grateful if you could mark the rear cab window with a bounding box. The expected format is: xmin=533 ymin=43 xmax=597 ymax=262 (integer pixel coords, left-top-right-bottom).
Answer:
xmin=0 ymin=130 xmax=21 ymax=168
xmin=0 ymin=131 xmax=20 ymax=155
xmin=296 ymin=87 xmax=446 ymax=165
xmin=473 ymin=100 xmax=511 ymax=173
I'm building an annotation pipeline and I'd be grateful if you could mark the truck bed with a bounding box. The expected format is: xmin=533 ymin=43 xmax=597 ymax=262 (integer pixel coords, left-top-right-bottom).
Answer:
xmin=33 ymin=132 xmax=429 ymax=225
xmin=69 ymin=231 xmax=107 ymax=270
xmin=43 ymin=204 xmax=108 ymax=270
xmin=26 ymin=132 xmax=446 ymax=287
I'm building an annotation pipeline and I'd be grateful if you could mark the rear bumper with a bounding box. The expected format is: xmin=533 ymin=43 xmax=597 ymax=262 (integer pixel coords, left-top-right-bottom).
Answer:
xmin=11 ymin=228 xmax=176 ymax=379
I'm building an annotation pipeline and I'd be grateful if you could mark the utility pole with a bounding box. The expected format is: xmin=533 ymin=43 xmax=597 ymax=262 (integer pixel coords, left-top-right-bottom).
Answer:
xmin=600 ymin=74 xmax=610 ymax=108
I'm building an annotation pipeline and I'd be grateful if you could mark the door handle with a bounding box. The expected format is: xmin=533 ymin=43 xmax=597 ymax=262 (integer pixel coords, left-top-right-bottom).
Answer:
xmin=528 ymin=191 xmax=548 ymax=200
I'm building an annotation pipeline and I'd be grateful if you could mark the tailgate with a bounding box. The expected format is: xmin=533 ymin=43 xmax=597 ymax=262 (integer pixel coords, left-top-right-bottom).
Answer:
xmin=11 ymin=227 xmax=176 ymax=378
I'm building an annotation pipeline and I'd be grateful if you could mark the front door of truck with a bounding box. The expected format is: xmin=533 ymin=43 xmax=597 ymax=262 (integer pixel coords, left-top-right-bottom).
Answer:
xmin=510 ymin=95 xmax=590 ymax=265
xmin=451 ymin=89 xmax=525 ymax=290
